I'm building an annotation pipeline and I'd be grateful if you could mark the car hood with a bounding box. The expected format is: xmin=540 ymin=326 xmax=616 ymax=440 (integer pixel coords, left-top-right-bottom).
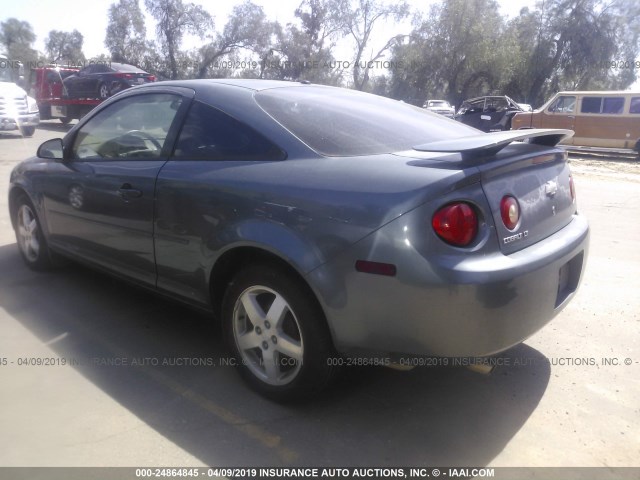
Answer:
xmin=0 ymin=81 xmax=28 ymax=97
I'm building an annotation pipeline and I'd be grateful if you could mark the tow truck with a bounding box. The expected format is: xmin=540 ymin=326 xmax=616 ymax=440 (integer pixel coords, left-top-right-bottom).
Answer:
xmin=30 ymin=66 xmax=102 ymax=124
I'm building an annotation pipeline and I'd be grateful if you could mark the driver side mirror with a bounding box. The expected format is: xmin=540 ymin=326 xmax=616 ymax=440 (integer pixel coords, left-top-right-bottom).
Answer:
xmin=37 ymin=138 xmax=64 ymax=160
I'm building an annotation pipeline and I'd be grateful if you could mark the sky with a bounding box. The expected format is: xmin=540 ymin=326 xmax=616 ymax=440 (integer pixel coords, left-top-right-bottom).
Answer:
xmin=1 ymin=0 xmax=638 ymax=89
xmin=0 ymin=0 xmax=533 ymax=57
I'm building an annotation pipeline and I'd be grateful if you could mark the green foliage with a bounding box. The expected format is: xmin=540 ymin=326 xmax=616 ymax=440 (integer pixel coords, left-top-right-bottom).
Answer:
xmin=45 ymin=30 xmax=85 ymax=63
xmin=105 ymin=0 xmax=150 ymax=66
xmin=338 ymin=0 xmax=410 ymax=90
xmin=389 ymin=0 xmax=639 ymax=107
xmin=262 ymin=0 xmax=344 ymax=84
xmin=144 ymin=0 xmax=213 ymax=79
xmin=0 ymin=18 xmax=37 ymax=65
xmin=197 ymin=1 xmax=277 ymax=79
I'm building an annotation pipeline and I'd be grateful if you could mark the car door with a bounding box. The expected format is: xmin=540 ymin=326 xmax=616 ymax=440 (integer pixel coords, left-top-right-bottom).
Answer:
xmin=42 ymin=89 xmax=193 ymax=286
xmin=69 ymin=65 xmax=94 ymax=97
xmin=539 ymin=95 xmax=576 ymax=145
xmin=483 ymin=97 xmax=509 ymax=131
xmin=153 ymin=100 xmax=287 ymax=305
xmin=459 ymin=98 xmax=486 ymax=130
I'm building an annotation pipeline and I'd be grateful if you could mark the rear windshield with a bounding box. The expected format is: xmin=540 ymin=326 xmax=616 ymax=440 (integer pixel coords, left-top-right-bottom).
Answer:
xmin=113 ymin=63 xmax=146 ymax=73
xmin=255 ymin=86 xmax=476 ymax=156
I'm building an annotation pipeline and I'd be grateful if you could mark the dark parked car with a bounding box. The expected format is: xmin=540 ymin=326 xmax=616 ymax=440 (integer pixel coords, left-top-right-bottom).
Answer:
xmin=455 ymin=95 xmax=524 ymax=132
xmin=63 ymin=62 xmax=156 ymax=100
xmin=9 ymin=80 xmax=589 ymax=401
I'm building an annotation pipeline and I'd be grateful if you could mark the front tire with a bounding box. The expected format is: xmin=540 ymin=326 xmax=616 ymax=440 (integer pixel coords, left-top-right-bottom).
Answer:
xmin=21 ymin=126 xmax=36 ymax=137
xmin=14 ymin=195 xmax=53 ymax=270
xmin=222 ymin=265 xmax=337 ymax=401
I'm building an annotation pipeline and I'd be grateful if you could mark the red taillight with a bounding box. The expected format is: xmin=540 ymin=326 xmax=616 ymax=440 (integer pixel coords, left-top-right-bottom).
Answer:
xmin=432 ymin=202 xmax=478 ymax=247
xmin=569 ymin=175 xmax=576 ymax=203
xmin=148 ymin=75 xmax=156 ymax=82
xmin=500 ymin=196 xmax=520 ymax=230
xmin=114 ymin=72 xmax=134 ymax=79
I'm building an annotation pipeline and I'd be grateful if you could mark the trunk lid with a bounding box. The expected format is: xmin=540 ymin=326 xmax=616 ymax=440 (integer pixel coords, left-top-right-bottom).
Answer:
xmin=477 ymin=146 xmax=575 ymax=254
xmin=413 ymin=129 xmax=576 ymax=254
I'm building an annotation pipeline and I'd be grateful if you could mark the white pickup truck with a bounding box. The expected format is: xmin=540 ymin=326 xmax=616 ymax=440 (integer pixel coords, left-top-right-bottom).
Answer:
xmin=0 ymin=58 xmax=40 ymax=137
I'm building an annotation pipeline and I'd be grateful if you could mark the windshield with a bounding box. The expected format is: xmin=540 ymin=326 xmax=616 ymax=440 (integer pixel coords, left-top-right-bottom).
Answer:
xmin=0 ymin=64 xmax=13 ymax=82
xmin=429 ymin=101 xmax=450 ymax=108
xmin=255 ymin=86 xmax=477 ymax=156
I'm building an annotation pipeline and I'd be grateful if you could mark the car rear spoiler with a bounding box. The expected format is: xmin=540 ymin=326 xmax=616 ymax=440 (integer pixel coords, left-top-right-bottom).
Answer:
xmin=413 ymin=129 xmax=573 ymax=161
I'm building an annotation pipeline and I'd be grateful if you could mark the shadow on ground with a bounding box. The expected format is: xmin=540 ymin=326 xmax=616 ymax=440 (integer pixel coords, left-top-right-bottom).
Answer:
xmin=0 ymin=243 xmax=551 ymax=466
xmin=34 ymin=121 xmax=75 ymax=133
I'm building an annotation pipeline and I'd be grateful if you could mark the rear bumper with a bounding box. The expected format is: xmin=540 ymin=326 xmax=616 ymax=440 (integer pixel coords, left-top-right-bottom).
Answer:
xmin=310 ymin=213 xmax=589 ymax=358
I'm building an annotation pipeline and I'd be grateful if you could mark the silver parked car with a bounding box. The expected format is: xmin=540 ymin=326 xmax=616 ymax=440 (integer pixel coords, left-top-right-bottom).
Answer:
xmin=9 ymin=79 xmax=589 ymax=401
xmin=423 ymin=99 xmax=455 ymax=118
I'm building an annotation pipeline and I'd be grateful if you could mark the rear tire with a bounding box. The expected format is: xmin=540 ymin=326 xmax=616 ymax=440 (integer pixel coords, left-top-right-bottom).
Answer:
xmin=60 ymin=117 xmax=72 ymax=125
xmin=222 ymin=264 xmax=337 ymax=401
xmin=13 ymin=195 xmax=54 ymax=270
xmin=98 ymin=83 xmax=110 ymax=100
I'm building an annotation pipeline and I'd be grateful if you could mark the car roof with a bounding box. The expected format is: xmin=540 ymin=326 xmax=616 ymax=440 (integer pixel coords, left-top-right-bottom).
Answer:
xmin=151 ymin=78 xmax=321 ymax=92
xmin=463 ymin=96 xmax=511 ymax=102
xmin=555 ymin=90 xmax=640 ymax=95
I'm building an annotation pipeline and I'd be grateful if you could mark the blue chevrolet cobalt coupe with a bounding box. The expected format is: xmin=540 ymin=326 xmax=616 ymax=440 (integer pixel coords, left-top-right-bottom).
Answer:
xmin=9 ymin=80 xmax=589 ymax=400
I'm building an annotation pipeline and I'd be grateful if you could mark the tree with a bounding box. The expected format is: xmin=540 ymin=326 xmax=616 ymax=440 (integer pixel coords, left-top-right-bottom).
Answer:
xmin=0 ymin=18 xmax=35 ymax=53
xmin=145 ymin=0 xmax=213 ymax=79
xmin=263 ymin=0 xmax=345 ymax=83
xmin=197 ymin=1 xmax=277 ymax=79
xmin=338 ymin=0 xmax=410 ymax=90
xmin=105 ymin=0 xmax=149 ymax=66
xmin=45 ymin=30 xmax=85 ymax=64
xmin=507 ymin=0 xmax=639 ymax=106
xmin=389 ymin=0 xmax=506 ymax=105
xmin=0 ymin=18 xmax=37 ymax=62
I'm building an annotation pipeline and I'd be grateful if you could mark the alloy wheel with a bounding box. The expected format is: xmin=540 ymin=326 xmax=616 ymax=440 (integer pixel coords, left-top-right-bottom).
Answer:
xmin=232 ymin=285 xmax=304 ymax=386
xmin=17 ymin=204 xmax=40 ymax=263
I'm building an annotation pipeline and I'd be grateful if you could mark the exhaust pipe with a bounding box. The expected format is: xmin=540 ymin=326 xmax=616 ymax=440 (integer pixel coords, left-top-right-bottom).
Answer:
xmin=466 ymin=363 xmax=495 ymax=375
xmin=386 ymin=362 xmax=415 ymax=372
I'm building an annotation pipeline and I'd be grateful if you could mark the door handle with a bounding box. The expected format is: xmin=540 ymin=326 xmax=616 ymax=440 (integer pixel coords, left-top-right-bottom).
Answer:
xmin=118 ymin=183 xmax=142 ymax=199
xmin=567 ymin=115 xmax=575 ymax=119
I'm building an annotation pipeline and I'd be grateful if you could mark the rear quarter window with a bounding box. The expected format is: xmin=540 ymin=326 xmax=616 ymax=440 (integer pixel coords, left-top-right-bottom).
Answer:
xmin=630 ymin=97 xmax=640 ymax=114
xmin=173 ymin=101 xmax=286 ymax=161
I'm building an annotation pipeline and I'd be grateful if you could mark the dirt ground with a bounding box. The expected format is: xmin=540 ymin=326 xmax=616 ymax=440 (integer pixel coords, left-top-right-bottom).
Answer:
xmin=569 ymin=156 xmax=640 ymax=182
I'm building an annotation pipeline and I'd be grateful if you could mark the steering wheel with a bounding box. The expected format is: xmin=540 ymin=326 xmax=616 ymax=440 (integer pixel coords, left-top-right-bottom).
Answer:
xmin=125 ymin=130 xmax=163 ymax=150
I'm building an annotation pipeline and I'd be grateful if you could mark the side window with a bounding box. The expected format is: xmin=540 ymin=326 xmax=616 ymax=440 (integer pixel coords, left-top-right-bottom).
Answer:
xmin=93 ymin=64 xmax=111 ymax=73
xmin=461 ymin=99 xmax=483 ymax=114
xmin=72 ymin=93 xmax=183 ymax=160
xmin=173 ymin=101 xmax=285 ymax=161
xmin=549 ymin=96 xmax=576 ymax=113
xmin=630 ymin=97 xmax=640 ymax=114
xmin=485 ymin=98 xmax=507 ymax=112
xmin=602 ymin=97 xmax=624 ymax=114
xmin=581 ymin=97 xmax=602 ymax=114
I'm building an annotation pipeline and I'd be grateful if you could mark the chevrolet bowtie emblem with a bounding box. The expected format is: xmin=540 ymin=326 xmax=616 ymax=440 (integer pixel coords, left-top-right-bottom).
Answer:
xmin=545 ymin=180 xmax=558 ymax=197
